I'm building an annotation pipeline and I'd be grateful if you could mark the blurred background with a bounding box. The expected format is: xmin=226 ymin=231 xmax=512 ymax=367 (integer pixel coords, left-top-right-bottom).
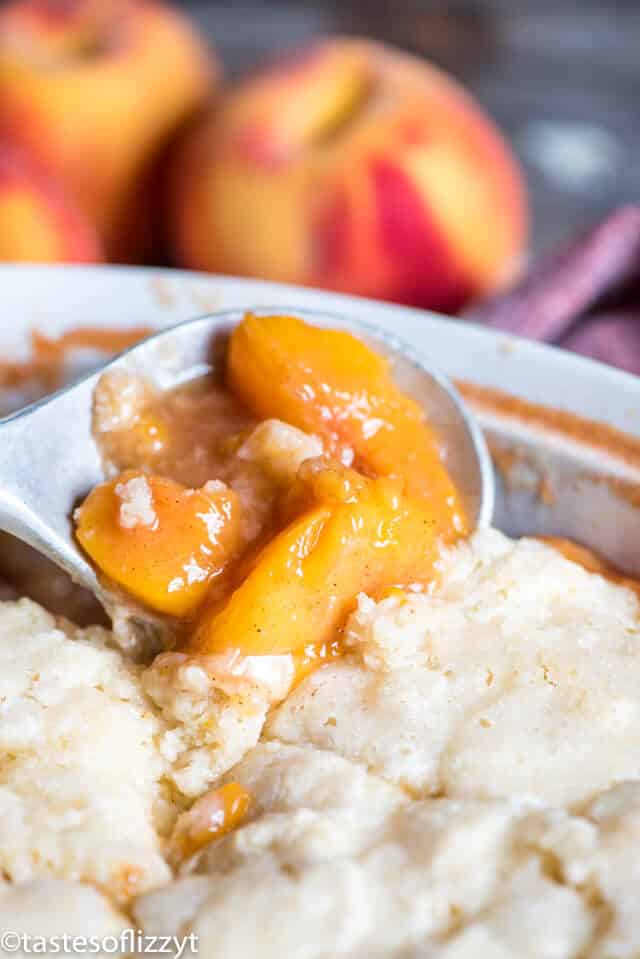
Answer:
xmin=0 ymin=0 xmax=637 ymax=369
xmin=180 ymin=0 xmax=639 ymax=253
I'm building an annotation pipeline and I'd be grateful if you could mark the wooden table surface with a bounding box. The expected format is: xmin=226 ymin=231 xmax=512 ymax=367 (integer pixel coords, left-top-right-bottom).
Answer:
xmin=181 ymin=0 xmax=639 ymax=254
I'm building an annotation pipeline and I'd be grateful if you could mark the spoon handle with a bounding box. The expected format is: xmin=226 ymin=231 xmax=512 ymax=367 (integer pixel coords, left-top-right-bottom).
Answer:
xmin=0 ymin=376 xmax=103 ymax=592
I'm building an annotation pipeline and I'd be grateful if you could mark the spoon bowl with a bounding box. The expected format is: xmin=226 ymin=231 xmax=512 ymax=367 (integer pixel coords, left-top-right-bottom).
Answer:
xmin=0 ymin=307 xmax=494 ymax=604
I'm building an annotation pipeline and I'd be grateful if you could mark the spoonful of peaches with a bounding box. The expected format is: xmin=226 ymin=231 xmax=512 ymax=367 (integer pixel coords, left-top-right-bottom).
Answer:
xmin=0 ymin=309 xmax=493 ymax=657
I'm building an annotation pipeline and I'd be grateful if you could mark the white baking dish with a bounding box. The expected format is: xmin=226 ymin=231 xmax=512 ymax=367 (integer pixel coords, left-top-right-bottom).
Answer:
xmin=2 ymin=264 xmax=640 ymax=573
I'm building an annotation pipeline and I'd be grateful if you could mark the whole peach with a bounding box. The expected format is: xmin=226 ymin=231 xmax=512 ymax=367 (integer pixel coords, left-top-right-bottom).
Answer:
xmin=171 ymin=39 xmax=528 ymax=312
xmin=0 ymin=0 xmax=216 ymax=262
xmin=0 ymin=144 xmax=101 ymax=262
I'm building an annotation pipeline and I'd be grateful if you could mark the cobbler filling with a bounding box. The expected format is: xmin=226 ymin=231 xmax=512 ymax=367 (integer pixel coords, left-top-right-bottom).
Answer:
xmin=74 ymin=313 xmax=468 ymax=699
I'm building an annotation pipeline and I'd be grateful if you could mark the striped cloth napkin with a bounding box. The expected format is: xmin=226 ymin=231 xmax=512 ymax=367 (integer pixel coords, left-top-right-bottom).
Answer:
xmin=466 ymin=206 xmax=640 ymax=374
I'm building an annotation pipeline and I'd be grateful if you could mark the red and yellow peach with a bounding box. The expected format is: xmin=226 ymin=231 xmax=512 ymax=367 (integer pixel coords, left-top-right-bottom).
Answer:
xmin=0 ymin=0 xmax=216 ymax=262
xmin=171 ymin=39 xmax=528 ymax=312
xmin=0 ymin=144 xmax=101 ymax=262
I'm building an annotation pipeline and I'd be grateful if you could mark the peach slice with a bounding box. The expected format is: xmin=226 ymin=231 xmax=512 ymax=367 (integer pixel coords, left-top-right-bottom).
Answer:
xmin=170 ymin=782 xmax=251 ymax=864
xmin=75 ymin=472 xmax=241 ymax=617
xmin=228 ymin=312 xmax=467 ymax=528
xmin=189 ymin=460 xmax=458 ymax=664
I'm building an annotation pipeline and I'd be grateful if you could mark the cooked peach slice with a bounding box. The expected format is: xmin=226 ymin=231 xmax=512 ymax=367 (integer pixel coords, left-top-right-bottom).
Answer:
xmin=169 ymin=782 xmax=251 ymax=864
xmin=228 ymin=313 xmax=466 ymax=524
xmin=75 ymin=471 xmax=241 ymax=616
xmin=190 ymin=460 xmax=458 ymax=663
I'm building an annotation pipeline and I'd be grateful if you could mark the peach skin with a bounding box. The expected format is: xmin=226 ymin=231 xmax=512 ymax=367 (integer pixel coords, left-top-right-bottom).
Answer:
xmin=0 ymin=144 xmax=101 ymax=262
xmin=0 ymin=0 xmax=216 ymax=262
xmin=171 ymin=38 xmax=528 ymax=312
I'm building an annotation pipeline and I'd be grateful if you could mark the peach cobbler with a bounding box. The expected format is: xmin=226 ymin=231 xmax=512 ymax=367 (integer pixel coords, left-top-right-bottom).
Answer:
xmin=75 ymin=313 xmax=467 ymax=674
xmin=3 ymin=314 xmax=640 ymax=958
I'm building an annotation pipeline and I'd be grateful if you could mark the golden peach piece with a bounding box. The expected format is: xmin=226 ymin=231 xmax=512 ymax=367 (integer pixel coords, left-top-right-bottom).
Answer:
xmin=171 ymin=38 xmax=527 ymax=312
xmin=228 ymin=313 xmax=467 ymax=522
xmin=189 ymin=460 xmax=460 ymax=665
xmin=0 ymin=0 xmax=216 ymax=262
xmin=170 ymin=782 xmax=251 ymax=864
xmin=0 ymin=144 xmax=101 ymax=262
xmin=75 ymin=471 xmax=241 ymax=617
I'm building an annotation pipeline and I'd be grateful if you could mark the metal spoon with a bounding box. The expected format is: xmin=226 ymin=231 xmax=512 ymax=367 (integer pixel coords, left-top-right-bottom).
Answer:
xmin=0 ymin=307 xmax=494 ymax=606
